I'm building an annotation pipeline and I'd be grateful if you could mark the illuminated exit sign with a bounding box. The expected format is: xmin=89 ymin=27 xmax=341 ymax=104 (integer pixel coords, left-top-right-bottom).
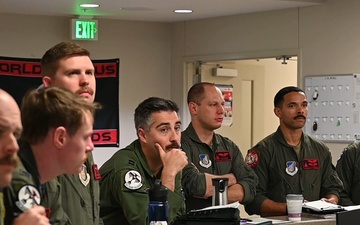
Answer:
xmin=71 ymin=19 xmax=98 ymax=41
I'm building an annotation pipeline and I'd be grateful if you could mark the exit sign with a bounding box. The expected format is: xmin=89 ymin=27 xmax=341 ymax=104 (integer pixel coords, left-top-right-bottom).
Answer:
xmin=71 ymin=19 xmax=98 ymax=41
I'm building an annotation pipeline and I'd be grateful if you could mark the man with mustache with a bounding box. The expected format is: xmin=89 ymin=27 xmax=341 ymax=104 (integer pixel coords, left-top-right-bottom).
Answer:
xmin=181 ymin=82 xmax=258 ymax=211
xmin=0 ymin=89 xmax=51 ymax=225
xmin=99 ymin=97 xmax=188 ymax=225
xmin=244 ymin=86 xmax=343 ymax=216
xmin=4 ymin=87 xmax=99 ymax=224
xmin=40 ymin=42 xmax=103 ymax=225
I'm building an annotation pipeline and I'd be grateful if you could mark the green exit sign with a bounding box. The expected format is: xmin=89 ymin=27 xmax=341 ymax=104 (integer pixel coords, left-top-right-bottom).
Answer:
xmin=71 ymin=19 xmax=98 ymax=41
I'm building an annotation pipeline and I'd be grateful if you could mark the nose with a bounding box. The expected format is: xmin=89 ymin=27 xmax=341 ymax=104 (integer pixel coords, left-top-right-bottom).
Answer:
xmin=85 ymin=137 xmax=94 ymax=153
xmin=79 ymin=73 xmax=90 ymax=87
xmin=7 ymin=134 xmax=19 ymax=154
xmin=218 ymin=104 xmax=225 ymax=115
xmin=169 ymin=129 xmax=180 ymax=143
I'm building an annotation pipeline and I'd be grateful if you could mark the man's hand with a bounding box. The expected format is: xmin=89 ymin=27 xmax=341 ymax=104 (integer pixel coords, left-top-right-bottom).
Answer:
xmin=322 ymin=194 xmax=339 ymax=205
xmin=13 ymin=205 xmax=50 ymax=225
xmin=156 ymin=143 xmax=188 ymax=191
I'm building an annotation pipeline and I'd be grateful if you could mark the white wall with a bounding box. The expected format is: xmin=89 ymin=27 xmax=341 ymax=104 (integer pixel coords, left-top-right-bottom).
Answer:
xmin=0 ymin=13 xmax=172 ymax=166
xmin=171 ymin=0 xmax=359 ymax=165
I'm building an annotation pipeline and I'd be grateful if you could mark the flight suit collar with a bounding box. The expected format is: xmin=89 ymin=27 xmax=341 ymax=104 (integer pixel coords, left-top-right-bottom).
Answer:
xmin=18 ymin=140 xmax=41 ymax=185
xmin=184 ymin=123 xmax=220 ymax=148
xmin=132 ymin=139 xmax=155 ymax=177
xmin=274 ymin=126 xmax=306 ymax=148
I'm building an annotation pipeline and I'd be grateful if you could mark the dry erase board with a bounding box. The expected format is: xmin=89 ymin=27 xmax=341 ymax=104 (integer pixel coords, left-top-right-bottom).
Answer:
xmin=304 ymin=74 xmax=360 ymax=142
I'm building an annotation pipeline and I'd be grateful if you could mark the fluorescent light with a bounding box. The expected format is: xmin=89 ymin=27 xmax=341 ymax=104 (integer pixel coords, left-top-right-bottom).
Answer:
xmin=174 ymin=9 xmax=193 ymax=14
xmin=80 ymin=4 xmax=100 ymax=8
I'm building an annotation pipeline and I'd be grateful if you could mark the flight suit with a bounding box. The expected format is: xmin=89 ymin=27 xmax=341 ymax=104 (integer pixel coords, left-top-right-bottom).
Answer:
xmin=336 ymin=142 xmax=360 ymax=205
xmin=244 ymin=127 xmax=343 ymax=215
xmin=55 ymin=152 xmax=103 ymax=225
xmin=181 ymin=123 xmax=258 ymax=211
xmin=4 ymin=140 xmax=70 ymax=225
xmin=99 ymin=140 xmax=185 ymax=225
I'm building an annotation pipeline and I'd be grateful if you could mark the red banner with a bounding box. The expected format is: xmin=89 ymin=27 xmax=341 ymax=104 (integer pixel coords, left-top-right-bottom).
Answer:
xmin=0 ymin=56 xmax=119 ymax=147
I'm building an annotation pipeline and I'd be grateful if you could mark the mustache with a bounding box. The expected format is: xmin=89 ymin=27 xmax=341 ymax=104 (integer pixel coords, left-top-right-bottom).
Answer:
xmin=294 ymin=115 xmax=306 ymax=120
xmin=165 ymin=142 xmax=181 ymax=150
xmin=0 ymin=154 xmax=19 ymax=167
xmin=76 ymin=87 xmax=94 ymax=96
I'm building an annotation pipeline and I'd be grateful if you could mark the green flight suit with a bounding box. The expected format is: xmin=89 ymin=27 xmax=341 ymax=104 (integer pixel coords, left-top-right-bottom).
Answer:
xmin=3 ymin=140 xmax=70 ymax=225
xmin=181 ymin=123 xmax=258 ymax=211
xmin=336 ymin=142 xmax=360 ymax=206
xmin=0 ymin=191 xmax=4 ymax=225
xmin=99 ymin=140 xmax=185 ymax=225
xmin=244 ymin=127 xmax=344 ymax=215
xmin=54 ymin=152 xmax=103 ymax=225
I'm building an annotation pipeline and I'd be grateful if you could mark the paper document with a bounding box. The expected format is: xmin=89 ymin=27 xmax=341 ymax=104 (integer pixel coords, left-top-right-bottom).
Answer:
xmin=302 ymin=200 xmax=343 ymax=212
xmin=189 ymin=201 xmax=240 ymax=212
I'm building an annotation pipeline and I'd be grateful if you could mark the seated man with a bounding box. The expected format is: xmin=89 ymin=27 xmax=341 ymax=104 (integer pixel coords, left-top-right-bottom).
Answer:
xmin=0 ymin=89 xmax=50 ymax=225
xmin=100 ymin=97 xmax=188 ymax=225
xmin=245 ymin=86 xmax=343 ymax=216
xmin=181 ymin=82 xmax=258 ymax=211
xmin=336 ymin=143 xmax=360 ymax=205
xmin=4 ymin=87 xmax=100 ymax=224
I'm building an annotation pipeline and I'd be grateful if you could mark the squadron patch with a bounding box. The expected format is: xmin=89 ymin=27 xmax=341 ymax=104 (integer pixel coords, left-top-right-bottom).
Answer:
xmin=79 ymin=164 xmax=90 ymax=186
xmin=285 ymin=161 xmax=298 ymax=176
xmin=245 ymin=150 xmax=259 ymax=168
xmin=199 ymin=154 xmax=212 ymax=168
xmin=16 ymin=185 xmax=41 ymax=212
xmin=302 ymin=159 xmax=319 ymax=170
xmin=215 ymin=151 xmax=232 ymax=162
xmin=124 ymin=170 xmax=143 ymax=190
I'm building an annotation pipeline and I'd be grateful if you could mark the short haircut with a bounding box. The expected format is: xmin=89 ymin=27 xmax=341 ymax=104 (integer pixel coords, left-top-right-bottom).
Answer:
xmin=187 ymin=82 xmax=215 ymax=104
xmin=274 ymin=86 xmax=305 ymax=108
xmin=41 ymin=42 xmax=91 ymax=78
xmin=134 ymin=97 xmax=179 ymax=132
xmin=21 ymin=87 xmax=101 ymax=144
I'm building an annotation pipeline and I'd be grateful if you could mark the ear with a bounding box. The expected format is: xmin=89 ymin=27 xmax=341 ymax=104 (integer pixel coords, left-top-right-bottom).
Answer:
xmin=274 ymin=107 xmax=281 ymax=118
xmin=138 ymin=128 xmax=147 ymax=144
xmin=42 ymin=76 xmax=52 ymax=88
xmin=188 ymin=102 xmax=198 ymax=115
xmin=54 ymin=126 xmax=67 ymax=149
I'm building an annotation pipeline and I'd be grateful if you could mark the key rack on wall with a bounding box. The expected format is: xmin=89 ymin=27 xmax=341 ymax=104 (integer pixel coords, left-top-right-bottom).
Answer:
xmin=304 ymin=74 xmax=360 ymax=143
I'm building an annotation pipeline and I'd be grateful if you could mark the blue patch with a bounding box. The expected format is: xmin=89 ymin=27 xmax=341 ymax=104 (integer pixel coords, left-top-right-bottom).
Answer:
xmin=199 ymin=154 xmax=212 ymax=168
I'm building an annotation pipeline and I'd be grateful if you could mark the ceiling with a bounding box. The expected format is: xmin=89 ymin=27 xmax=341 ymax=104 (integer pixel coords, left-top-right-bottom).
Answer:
xmin=1 ymin=0 xmax=326 ymax=23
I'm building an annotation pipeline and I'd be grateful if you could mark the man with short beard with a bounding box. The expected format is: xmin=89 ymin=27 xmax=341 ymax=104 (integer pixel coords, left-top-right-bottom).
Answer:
xmin=0 ymin=89 xmax=50 ymax=225
xmin=40 ymin=42 xmax=102 ymax=225
xmin=99 ymin=97 xmax=188 ymax=225
xmin=244 ymin=86 xmax=343 ymax=216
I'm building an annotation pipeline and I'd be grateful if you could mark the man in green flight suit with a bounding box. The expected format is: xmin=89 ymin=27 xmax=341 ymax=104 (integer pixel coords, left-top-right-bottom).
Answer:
xmin=4 ymin=87 xmax=99 ymax=224
xmin=181 ymin=82 xmax=258 ymax=211
xmin=41 ymin=42 xmax=103 ymax=225
xmin=336 ymin=143 xmax=360 ymax=206
xmin=100 ymin=97 xmax=188 ymax=225
xmin=0 ymin=89 xmax=49 ymax=225
xmin=244 ymin=86 xmax=343 ymax=216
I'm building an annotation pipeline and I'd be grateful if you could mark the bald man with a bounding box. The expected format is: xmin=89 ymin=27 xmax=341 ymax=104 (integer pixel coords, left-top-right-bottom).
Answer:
xmin=0 ymin=89 xmax=50 ymax=225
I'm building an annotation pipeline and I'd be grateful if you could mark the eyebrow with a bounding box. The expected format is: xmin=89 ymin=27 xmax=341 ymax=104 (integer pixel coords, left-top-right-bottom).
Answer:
xmin=155 ymin=121 xmax=181 ymax=129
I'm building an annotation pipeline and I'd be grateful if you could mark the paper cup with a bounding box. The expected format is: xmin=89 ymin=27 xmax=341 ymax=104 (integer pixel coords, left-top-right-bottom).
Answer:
xmin=286 ymin=194 xmax=303 ymax=221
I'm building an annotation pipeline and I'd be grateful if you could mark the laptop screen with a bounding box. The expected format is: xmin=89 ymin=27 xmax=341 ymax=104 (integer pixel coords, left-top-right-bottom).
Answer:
xmin=336 ymin=209 xmax=360 ymax=225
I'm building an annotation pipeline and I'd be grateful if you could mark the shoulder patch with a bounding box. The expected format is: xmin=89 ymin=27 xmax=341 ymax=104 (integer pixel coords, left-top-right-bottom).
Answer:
xmin=16 ymin=185 xmax=41 ymax=212
xmin=124 ymin=170 xmax=143 ymax=190
xmin=245 ymin=150 xmax=259 ymax=168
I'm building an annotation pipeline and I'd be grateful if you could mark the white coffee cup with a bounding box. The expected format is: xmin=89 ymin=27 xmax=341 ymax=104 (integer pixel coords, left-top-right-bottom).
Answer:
xmin=286 ymin=194 xmax=304 ymax=221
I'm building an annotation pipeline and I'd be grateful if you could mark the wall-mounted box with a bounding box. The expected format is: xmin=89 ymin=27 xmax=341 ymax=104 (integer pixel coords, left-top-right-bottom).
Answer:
xmin=213 ymin=68 xmax=238 ymax=77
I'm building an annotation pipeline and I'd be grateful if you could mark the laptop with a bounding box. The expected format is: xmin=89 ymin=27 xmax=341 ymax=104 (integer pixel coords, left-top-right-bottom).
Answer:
xmin=336 ymin=208 xmax=360 ymax=225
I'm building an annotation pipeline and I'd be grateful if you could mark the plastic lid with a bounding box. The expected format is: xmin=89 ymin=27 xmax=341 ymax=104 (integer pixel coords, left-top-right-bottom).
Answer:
xmin=148 ymin=179 xmax=168 ymax=202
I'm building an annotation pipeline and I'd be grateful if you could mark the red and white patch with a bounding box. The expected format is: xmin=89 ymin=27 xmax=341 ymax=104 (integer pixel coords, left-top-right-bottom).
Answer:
xmin=245 ymin=150 xmax=259 ymax=168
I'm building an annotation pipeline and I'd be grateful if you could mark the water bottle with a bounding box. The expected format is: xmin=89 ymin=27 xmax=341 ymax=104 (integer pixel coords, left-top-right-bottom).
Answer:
xmin=212 ymin=178 xmax=229 ymax=206
xmin=148 ymin=179 xmax=169 ymax=225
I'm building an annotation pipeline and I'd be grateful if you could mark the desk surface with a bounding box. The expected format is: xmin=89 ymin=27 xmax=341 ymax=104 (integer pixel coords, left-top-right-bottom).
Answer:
xmin=247 ymin=213 xmax=336 ymax=225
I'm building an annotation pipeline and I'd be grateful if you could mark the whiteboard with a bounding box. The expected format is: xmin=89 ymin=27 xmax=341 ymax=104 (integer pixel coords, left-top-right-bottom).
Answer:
xmin=304 ymin=74 xmax=360 ymax=143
